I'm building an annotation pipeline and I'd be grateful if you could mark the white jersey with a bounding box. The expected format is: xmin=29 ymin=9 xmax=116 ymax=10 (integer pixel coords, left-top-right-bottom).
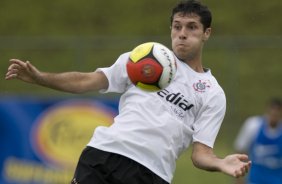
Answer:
xmin=87 ymin=52 xmax=226 ymax=183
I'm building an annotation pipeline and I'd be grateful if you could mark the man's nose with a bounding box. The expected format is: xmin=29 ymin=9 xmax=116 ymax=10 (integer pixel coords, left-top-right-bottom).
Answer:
xmin=179 ymin=28 xmax=187 ymax=40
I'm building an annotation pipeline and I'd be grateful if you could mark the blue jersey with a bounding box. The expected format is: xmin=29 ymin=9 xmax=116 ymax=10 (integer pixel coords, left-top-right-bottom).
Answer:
xmin=248 ymin=117 xmax=282 ymax=184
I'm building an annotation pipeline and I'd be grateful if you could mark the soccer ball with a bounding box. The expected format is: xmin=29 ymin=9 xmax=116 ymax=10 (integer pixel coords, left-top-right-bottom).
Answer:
xmin=126 ymin=42 xmax=177 ymax=91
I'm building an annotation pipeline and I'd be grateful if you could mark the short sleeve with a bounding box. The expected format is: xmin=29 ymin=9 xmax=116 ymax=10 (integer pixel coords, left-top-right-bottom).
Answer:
xmin=192 ymin=91 xmax=226 ymax=148
xmin=97 ymin=52 xmax=131 ymax=93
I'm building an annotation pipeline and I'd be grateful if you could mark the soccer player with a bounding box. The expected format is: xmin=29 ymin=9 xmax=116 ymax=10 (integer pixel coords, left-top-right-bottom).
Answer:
xmin=234 ymin=98 xmax=282 ymax=184
xmin=5 ymin=0 xmax=251 ymax=183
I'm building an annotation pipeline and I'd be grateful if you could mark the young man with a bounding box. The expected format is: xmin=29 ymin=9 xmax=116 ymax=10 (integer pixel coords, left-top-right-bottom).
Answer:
xmin=5 ymin=0 xmax=251 ymax=183
xmin=234 ymin=98 xmax=282 ymax=184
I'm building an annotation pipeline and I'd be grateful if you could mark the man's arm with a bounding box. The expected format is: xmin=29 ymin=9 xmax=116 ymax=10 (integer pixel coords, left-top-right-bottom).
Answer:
xmin=191 ymin=142 xmax=251 ymax=178
xmin=5 ymin=59 xmax=108 ymax=94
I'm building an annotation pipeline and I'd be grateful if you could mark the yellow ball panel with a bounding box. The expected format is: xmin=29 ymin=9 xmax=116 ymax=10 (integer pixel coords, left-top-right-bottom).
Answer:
xmin=136 ymin=82 xmax=160 ymax=91
xmin=130 ymin=42 xmax=154 ymax=63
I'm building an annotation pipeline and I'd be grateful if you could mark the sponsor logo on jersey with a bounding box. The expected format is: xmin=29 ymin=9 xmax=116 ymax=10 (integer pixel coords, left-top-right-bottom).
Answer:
xmin=157 ymin=89 xmax=194 ymax=111
xmin=193 ymin=80 xmax=211 ymax=92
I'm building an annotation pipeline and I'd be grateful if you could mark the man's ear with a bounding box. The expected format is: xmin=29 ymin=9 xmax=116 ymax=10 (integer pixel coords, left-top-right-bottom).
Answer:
xmin=203 ymin=28 xmax=211 ymax=41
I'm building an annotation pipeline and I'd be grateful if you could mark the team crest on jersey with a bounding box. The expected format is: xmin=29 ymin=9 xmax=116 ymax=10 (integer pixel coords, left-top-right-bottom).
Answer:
xmin=193 ymin=80 xmax=211 ymax=92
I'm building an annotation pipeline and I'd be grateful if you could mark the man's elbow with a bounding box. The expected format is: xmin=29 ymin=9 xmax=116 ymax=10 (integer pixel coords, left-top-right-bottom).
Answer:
xmin=191 ymin=153 xmax=202 ymax=169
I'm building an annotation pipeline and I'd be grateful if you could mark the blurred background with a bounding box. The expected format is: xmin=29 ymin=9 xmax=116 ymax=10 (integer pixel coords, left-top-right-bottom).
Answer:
xmin=0 ymin=0 xmax=281 ymax=183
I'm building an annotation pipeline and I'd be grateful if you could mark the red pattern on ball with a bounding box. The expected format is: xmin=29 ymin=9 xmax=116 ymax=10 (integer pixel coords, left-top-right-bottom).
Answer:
xmin=126 ymin=58 xmax=163 ymax=85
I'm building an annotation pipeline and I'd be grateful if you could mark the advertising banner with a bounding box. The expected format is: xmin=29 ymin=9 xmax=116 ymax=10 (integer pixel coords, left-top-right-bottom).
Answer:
xmin=0 ymin=96 xmax=118 ymax=184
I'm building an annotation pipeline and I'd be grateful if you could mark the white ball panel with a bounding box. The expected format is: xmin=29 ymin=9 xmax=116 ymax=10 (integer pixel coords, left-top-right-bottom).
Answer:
xmin=152 ymin=42 xmax=177 ymax=89
xmin=158 ymin=66 xmax=170 ymax=88
xmin=158 ymin=64 xmax=176 ymax=89
xmin=152 ymin=43 xmax=175 ymax=67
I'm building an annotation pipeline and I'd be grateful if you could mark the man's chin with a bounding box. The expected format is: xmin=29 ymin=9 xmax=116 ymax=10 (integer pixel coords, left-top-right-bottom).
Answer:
xmin=174 ymin=53 xmax=186 ymax=62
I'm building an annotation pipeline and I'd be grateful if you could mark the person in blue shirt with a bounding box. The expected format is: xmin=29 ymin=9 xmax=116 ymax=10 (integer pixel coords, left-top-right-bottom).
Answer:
xmin=234 ymin=98 xmax=282 ymax=184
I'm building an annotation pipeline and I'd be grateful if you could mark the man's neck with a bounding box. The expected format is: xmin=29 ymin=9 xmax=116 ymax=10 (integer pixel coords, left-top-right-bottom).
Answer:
xmin=184 ymin=58 xmax=205 ymax=73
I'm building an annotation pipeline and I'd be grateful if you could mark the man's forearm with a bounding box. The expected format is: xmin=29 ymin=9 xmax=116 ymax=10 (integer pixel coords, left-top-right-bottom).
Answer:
xmin=192 ymin=142 xmax=251 ymax=178
xmin=37 ymin=72 xmax=88 ymax=93
xmin=191 ymin=145 xmax=222 ymax=172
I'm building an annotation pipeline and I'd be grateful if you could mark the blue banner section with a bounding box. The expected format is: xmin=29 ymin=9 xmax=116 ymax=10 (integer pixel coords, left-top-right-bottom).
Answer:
xmin=0 ymin=96 xmax=118 ymax=184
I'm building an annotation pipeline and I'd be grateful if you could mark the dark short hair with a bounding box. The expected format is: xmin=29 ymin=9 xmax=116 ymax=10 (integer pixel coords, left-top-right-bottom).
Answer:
xmin=170 ymin=0 xmax=212 ymax=31
xmin=268 ymin=98 xmax=282 ymax=109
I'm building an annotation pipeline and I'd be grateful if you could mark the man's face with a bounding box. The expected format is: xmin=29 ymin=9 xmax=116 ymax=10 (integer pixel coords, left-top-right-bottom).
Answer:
xmin=171 ymin=12 xmax=211 ymax=61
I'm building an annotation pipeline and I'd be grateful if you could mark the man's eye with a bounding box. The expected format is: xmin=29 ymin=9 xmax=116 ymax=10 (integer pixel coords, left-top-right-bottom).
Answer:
xmin=188 ymin=25 xmax=197 ymax=30
xmin=173 ymin=25 xmax=181 ymax=30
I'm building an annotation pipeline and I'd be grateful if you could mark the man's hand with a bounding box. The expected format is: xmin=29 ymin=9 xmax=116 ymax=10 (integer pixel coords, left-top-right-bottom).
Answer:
xmin=220 ymin=154 xmax=251 ymax=178
xmin=5 ymin=59 xmax=41 ymax=84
